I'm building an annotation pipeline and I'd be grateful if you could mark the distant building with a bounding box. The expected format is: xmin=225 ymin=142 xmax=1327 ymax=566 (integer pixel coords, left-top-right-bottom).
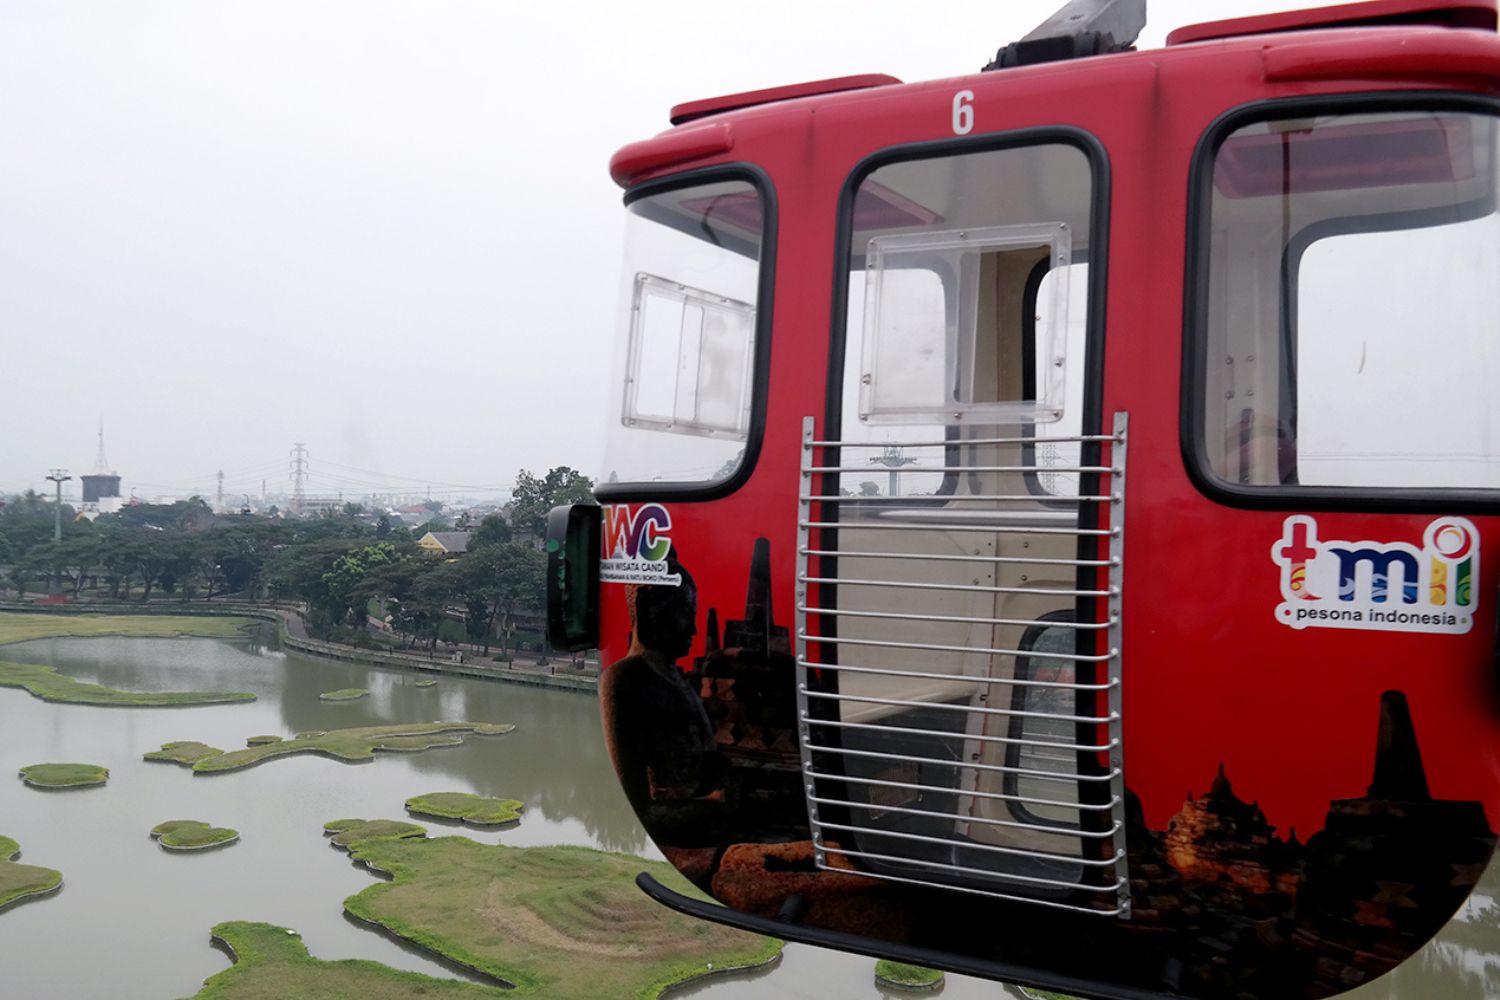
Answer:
xmin=297 ymin=495 xmax=344 ymax=517
xmin=417 ymin=531 xmax=472 ymax=556
xmin=79 ymin=422 xmax=124 ymax=518
xmin=80 ymin=474 xmax=122 ymax=505
xmin=395 ymin=503 xmax=439 ymax=527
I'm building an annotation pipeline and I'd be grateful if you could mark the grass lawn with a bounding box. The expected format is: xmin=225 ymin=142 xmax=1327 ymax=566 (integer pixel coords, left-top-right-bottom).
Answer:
xmin=0 ymin=612 xmax=253 ymax=646
xmin=183 ymin=921 xmax=506 ymax=999
xmin=152 ymin=820 xmax=239 ymax=851
xmin=144 ymin=722 xmax=514 ymax=773
xmin=319 ymin=688 xmax=368 ymax=702
xmin=0 ymin=659 xmax=255 ymax=707
xmin=405 ymin=792 xmax=523 ymax=827
xmin=335 ymin=826 xmax=782 ymax=999
xmin=875 ymin=959 xmax=945 ymax=989
xmin=18 ymin=763 xmax=109 ymax=788
xmin=0 ymin=835 xmax=62 ymax=912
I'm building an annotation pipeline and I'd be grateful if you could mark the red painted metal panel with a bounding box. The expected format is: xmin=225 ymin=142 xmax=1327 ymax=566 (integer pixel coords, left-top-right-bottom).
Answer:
xmin=1263 ymin=27 xmax=1500 ymax=83
xmin=592 ymin=16 xmax=1500 ymax=998
xmin=608 ymin=122 xmax=733 ymax=187
xmin=669 ymin=73 xmax=902 ymax=126
xmin=1167 ymin=0 xmax=1496 ymax=46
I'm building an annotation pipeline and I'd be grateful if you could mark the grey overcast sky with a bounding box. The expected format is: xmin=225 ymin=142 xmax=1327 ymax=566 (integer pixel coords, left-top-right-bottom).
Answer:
xmin=0 ymin=0 xmax=1338 ymax=503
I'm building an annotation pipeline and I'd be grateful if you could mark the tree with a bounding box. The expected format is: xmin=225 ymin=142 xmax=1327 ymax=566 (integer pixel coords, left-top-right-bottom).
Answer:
xmin=488 ymin=542 xmax=547 ymax=657
xmin=471 ymin=514 xmax=511 ymax=550
xmin=50 ymin=535 xmax=104 ymax=599
xmin=94 ymin=528 xmax=137 ymax=599
xmin=266 ymin=537 xmax=365 ymax=634
xmin=105 ymin=497 xmax=211 ymax=532
xmin=121 ymin=528 xmax=177 ymax=601
xmin=451 ymin=547 xmax=504 ymax=652
xmin=508 ymin=467 xmax=595 ymax=541
xmin=355 ymin=558 xmax=455 ymax=651
xmin=415 ymin=517 xmax=451 ymax=536
xmin=0 ymin=492 xmax=84 ymax=553
xmin=156 ymin=534 xmax=202 ymax=599
xmin=321 ymin=542 xmax=401 ymax=630
xmin=12 ymin=544 xmax=51 ymax=598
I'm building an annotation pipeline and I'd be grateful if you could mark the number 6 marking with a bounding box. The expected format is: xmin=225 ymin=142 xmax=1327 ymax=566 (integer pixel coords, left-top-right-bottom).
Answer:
xmin=952 ymin=90 xmax=974 ymax=135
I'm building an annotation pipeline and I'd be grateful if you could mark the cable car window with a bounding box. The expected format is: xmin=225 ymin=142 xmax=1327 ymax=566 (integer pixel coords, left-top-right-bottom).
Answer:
xmin=601 ymin=176 xmax=767 ymax=489
xmin=1296 ymin=212 xmax=1500 ymax=488
xmin=1026 ymin=261 xmax=1090 ymax=499
xmin=1194 ymin=107 xmax=1500 ymax=493
xmin=1004 ymin=614 xmax=1080 ymax=828
xmin=838 ymin=141 xmax=1095 ymax=496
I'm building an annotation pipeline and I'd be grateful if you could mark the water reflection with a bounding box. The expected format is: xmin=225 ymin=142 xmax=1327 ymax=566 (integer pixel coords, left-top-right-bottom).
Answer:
xmin=1349 ymin=890 xmax=1500 ymax=999
xmin=8 ymin=631 xmax=648 ymax=855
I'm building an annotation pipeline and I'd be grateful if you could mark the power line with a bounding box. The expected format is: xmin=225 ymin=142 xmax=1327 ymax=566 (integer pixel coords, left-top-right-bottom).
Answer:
xmin=314 ymin=457 xmax=515 ymax=491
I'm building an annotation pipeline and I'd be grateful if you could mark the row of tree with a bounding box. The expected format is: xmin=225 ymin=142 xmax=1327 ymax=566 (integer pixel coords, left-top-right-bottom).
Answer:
xmin=0 ymin=467 xmax=596 ymax=656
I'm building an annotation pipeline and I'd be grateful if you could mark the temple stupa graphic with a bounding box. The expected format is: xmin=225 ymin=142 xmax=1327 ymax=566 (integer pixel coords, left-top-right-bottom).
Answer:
xmin=1292 ymin=691 xmax=1496 ymax=992
xmin=1115 ymin=689 xmax=1495 ymax=999
xmin=1165 ymin=763 xmax=1303 ymax=909
xmin=696 ymin=537 xmax=796 ymax=761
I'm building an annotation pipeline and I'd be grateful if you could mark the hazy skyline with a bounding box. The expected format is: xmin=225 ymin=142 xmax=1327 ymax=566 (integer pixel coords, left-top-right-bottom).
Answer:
xmin=0 ymin=0 xmax=1338 ymax=503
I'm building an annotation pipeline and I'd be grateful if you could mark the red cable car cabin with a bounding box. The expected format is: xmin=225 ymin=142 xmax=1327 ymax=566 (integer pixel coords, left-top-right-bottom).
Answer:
xmin=546 ymin=2 xmax=1500 ymax=996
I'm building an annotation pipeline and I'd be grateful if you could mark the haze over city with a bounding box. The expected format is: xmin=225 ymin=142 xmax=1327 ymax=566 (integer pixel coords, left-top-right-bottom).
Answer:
xmin=0 ymin=0 xmax=1340 ymax=506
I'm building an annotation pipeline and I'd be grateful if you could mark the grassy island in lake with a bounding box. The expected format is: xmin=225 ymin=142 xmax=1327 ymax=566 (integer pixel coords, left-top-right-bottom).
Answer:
xmin=323 ymin=818 xmax=428 ymax=849
xmin=319 ymin=688 xmax=368 ymax=702
xmin=332 ymin=822 xmax=781 ymax=998
xmin=184 ymin=921 xmax=506 ymax=999
xmin=0 ymin=614 xmax=256 ymax=705
xmin=19 ymin=762 xmax=109 ymax=788
xmin=152 ymin=820 xmax=240 ymax=851
xmin=0 ymin=835 xmax=62 ymax=912
xmin=405 ymin=792 xmax=522 ymax=827
xmin=145 ymin=741 xmax=226 ymax=765
xmin=875 ymin=960 xmax=945 ymax=990
xmin=145 ymin=722 xmax=514 ymax=773
xmin=0 ymin=659 xmax=255 ymax=707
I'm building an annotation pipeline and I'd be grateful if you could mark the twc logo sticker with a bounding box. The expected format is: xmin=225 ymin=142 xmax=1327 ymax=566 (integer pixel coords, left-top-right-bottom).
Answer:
xmin=1272 ymin=515 xmax=1478 ymax=633
xmin=600 ymin=504 xmax=681 ymax=587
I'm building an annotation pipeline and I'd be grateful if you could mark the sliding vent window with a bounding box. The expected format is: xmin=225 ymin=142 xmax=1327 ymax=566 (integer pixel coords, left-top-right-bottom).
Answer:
xmin=603 ymin=178 xmax=766 ymax=488
xmin=852 ymin=146 xmax=1091 ymax=429
xmin=628 ymin=275 xmax=753 ymax=437
xmin=1197 ymin=109 xmax=1500 ymax=490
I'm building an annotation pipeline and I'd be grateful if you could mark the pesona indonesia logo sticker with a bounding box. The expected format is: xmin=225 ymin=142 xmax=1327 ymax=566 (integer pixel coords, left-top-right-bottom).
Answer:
xmin=1272 ymin=515 xmax=1478 ymax=633
xmin=600 ymin=504 xmax=681 ymax=587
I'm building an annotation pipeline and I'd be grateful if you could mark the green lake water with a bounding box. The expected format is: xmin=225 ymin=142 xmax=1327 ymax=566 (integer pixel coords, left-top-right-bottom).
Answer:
xmin=0 ymin=628 xmax=1496 ymax=998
